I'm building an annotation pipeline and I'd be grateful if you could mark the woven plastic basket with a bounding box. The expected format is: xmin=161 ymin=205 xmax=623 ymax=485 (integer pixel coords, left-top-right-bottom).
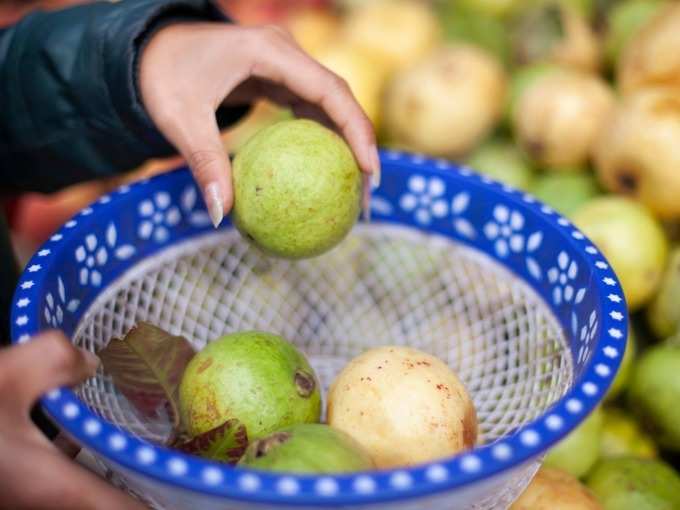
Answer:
xmin=11 ymin=151 xmax=628 ymax=510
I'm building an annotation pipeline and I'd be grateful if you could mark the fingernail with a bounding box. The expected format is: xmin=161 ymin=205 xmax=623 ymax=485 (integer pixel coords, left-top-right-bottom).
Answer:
xmin=80 ymin=349 xmax=100 ymax=374
xmin=205 ymin=182 xmax=224 ymax=228
xmin=362 ymin=174 xmax=372 ymax=222
xmin=370 ymin=146 xmax=381 ymax=188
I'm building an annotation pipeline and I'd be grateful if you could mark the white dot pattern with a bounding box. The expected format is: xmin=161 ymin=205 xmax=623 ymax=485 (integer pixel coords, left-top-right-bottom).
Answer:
xmin=277 ymin=477 xmax=300 ymax=495
xmin=315 ymin=478 xmax=339 ymax=496
xmin=566 ymin=399 xmax=583 ymax=414
xmin=167 ymin=458 xmax=188 ymax=476
xmin=426 ymin=464 xmax=448 ymax=482
xmin=353 ymin=476 xmax=376 ymax=494
xmin=545 ymin=415 xmax=563 ymax=430
xmin=239 ymin=474 xmax=261 ymax=492
xmin=202 ymin=467 xmax=223 ymax=486
xmin=520 ymin=430 xmax=540 ymax=447
xmin=492 ymin=443 xmax=512 ymax=461
xmin=582 ymin=382 xmax=598 ymax=396
xmin=108 ymin=433 xmax=127 ymax=451
xmin=461 ymin=455 xmax=482 ymax=473
xmin=136 ymin=446 xmax=156 ymax=465
xmin=83 ymin=419 xmax=101 ymax=436
xmin=390 ymin=472 xmax=413 ymax=489
xmin=62 ymin=402 xmax=79 ymax=419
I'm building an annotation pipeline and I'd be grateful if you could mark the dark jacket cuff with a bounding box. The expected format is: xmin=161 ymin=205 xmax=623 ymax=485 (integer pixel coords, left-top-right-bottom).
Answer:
xmin=106 ymin=0 xmax=250 ymax=156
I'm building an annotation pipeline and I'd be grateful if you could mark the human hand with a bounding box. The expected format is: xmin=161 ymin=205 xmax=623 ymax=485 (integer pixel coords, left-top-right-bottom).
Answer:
xmin=0 ymin=331 xmax=147 ymax=510
xmin=139 ymin=22 xmax=380 ymax=228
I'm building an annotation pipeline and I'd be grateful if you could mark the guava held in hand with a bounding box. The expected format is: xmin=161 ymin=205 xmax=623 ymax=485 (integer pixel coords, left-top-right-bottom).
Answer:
xmin=231 ymin=119 xmax=363 ymax=259
xmin=178 ymin=331 xmax=321 ymax=441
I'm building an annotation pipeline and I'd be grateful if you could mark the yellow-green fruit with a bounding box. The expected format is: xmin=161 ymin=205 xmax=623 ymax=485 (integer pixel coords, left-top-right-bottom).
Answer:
xmin=286 ymin=8 xmax=340 ymax=57
xmin=603 ymin=0 xmax=665 ymax=69
xmin=467 ymin=138 xmax=535 ymax=191
xmin=327 ymin=346 xmax=478 ymax=469
xmin=232 ymin=119 xmax=362 ymax=259
xmin=505 ymin=63 xmax=562 ymax=124
xmin=628 ymin=343 xmax=680 ymax=451
xmin=315 ymin=44 xmax=387 ymax=131
xmin=513 ymin=69 xmax=615 ymax=167
xmin=587 ymin=458 xmax=680 ymax=510
xmin=530 ymin=171 xmax=600 ymax=218
xmin=600 ymin=407 xmax=657 ymax=460
xmin=572 ymin=197 xmax=668 ymax=311
xmin=544 ymin=407 xmax=603 ymax=478
xmin=618 ymin=2 xmax=680 ymax=94
xmin=179 ymin=331 xmax=321 ymax=440
xmin=605 ymin=328 xmax=636 ymax=402
xmin=647 ymin=246 xmax=680 ymax=339
xmin=594 ymin=88 xmax=680 ymax=220
xmin=510 ymin=466 xmax=602 ymax=510
xmin=384 ymin=44 xmax=506 ymax=157
xmin=238 ymin=423 xmax=374 ymax=474
xmin=341 ymin=0 xmax=441 ymax=75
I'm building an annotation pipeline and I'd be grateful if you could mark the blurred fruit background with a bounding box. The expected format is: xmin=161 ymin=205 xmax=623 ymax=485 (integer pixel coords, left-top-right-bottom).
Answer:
xmin=5 ymin=0 xmax=680 ymax=506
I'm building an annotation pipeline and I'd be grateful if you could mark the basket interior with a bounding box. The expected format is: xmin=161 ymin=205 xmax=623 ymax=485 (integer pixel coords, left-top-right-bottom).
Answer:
xmin=74 ymin=224 xmax=572 ymax=449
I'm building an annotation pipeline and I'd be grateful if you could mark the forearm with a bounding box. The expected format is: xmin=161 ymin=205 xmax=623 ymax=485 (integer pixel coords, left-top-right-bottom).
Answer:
xmin=0 ymin=0 xmax=248 ymax=194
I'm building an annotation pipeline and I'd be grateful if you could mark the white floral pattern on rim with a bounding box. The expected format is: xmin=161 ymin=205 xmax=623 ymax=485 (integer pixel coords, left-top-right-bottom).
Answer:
xmin=547 ymin=251 xmax=587 ymax=307
xmin=450 ymin=192 xmax=476 ymax=239
xmin=483 ymin=206 xmax=526 ymax=258
xmin=138 ymin=192 xmax=181 ymax=242
xmin=44 ymin=277 xmax=79 ymax=327
xmin=399 ymin=175 xmax=448 ymax=225
xmin=75 ymin=223 xmax=135 ymax=287
xmin=578 ymin=310 xmax=598 ymax=365
xmin=181 ymin=185 xmax=212 ymax=227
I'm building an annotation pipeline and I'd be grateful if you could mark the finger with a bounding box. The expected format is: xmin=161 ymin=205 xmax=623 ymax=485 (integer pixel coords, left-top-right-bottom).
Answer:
xmin=3 ymin=446 xmax=148 ymax=510
xmin=0 ymin=331 xmax=99 ymax=410
xmin=248 ymin=27 xmax=380 ymax=176
xmin=153 ymin=105 xmax=233 ymax=227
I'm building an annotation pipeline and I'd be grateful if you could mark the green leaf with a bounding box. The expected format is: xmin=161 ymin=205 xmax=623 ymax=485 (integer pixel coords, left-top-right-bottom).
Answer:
xmin=99 ymin=322 xmax=196 ymax=429
xmin=170 ymin=419 xmax=249 ymax=464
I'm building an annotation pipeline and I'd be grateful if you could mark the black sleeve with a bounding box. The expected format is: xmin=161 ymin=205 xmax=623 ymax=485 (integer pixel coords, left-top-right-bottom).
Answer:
xmin=0 ymin=0 xmax=249 ymax=194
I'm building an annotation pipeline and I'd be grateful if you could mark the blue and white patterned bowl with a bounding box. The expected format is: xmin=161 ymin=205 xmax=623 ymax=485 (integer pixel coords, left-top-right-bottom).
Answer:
xmin=11 ymin=151 xmax=627 ymax=510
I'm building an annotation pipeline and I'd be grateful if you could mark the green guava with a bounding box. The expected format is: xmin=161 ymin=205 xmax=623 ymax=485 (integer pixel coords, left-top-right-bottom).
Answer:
xmin=603 ymin=0 xmax=665 ymax=69
xmin=600 ymin=407 xmax=657 ymax=460
xmin=587 ymin=457 xmax=680 ymax=510
xmin=238 ymin=423 xmax=375 ymax=474
xmin=178 ymin=331 xmax=321 ymax=440
xmin=530 ymin=171 xmax=600 ymax=218
xmin=604 ymin=328 xmax=636 ymax=402
xmin=504 ymin=62 xmax=561 ymax=125
xmin=544 ymin=406 xmax=603 ymax=478
xmin=231 ymin=119 xmax=362 ymax=259
xmin=572 ymin=196 xmax=669 ymax=311
xmin=646 ymin=246 xmax=680 ymax=340
xmin=466 ymin=138 xmax=535 ymax=190
xmin=628 ymin=342 xmax=680 ymax=451
xmin=436 ymin=3 xmax=511 ymax=64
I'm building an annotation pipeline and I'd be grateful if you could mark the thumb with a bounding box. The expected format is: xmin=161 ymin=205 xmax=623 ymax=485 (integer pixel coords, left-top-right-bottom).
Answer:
xmin=160 ymin=108 xmax=233 ymax=227
xmin=0 ymin=331 xmax=99 ymax=411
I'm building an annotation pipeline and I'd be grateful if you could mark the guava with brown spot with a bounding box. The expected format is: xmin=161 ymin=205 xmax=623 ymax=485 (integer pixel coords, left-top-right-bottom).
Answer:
xmin=231 ymin=119 xmax=362 ymax=260
xmin=179 ymin=331 xmax=321 ymax=441
xmin=238 ymin=423 xmax=374 ymax=474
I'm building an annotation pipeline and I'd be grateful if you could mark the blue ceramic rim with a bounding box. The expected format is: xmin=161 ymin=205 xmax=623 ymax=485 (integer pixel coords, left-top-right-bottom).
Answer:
xmin=10 ymin=150 xmax=628 ymax=506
